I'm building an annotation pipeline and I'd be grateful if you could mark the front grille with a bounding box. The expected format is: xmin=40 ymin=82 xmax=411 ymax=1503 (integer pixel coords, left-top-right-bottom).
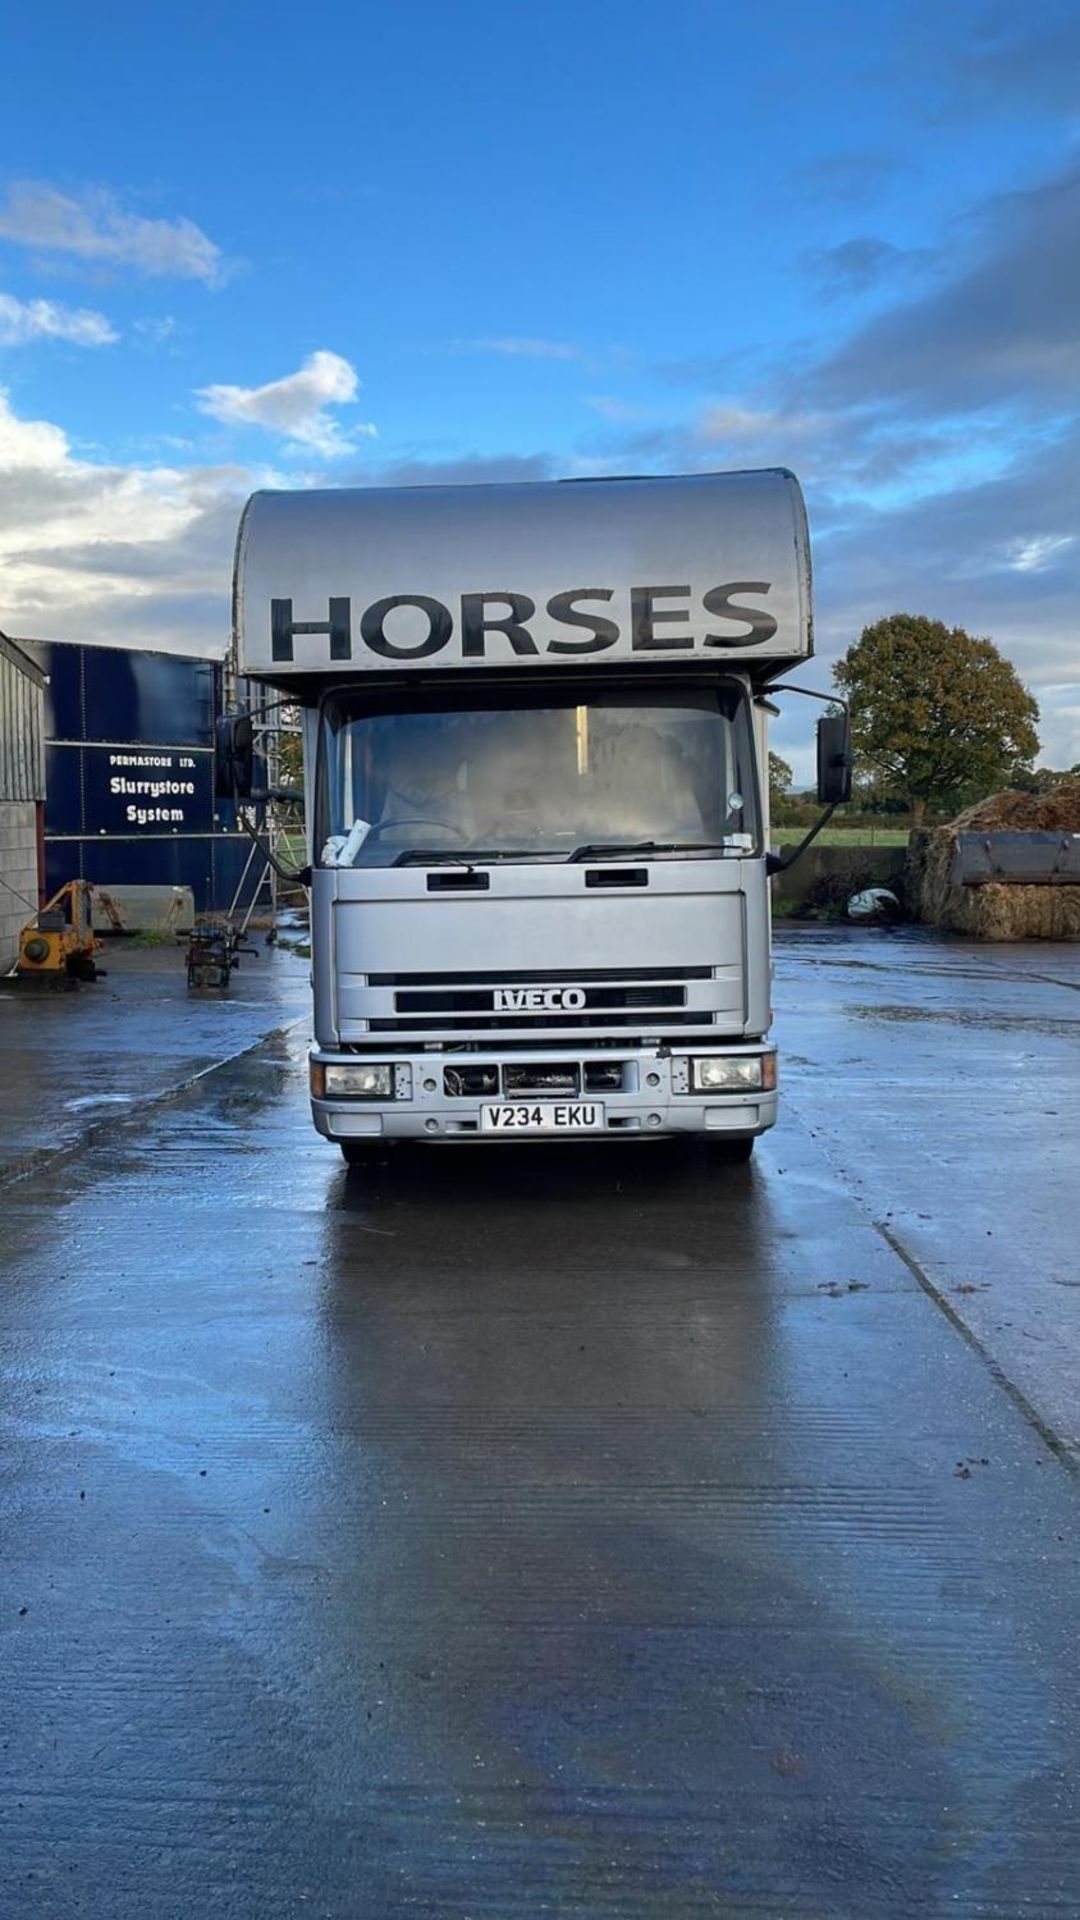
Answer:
xmin=371 ymin=1011 xmax=705 ymax=1033
xmin=585 ymin=1061 xmax=625 ymax=1091
xmin=395 ymin=986 xmax=685 ymax=1015
xmin=444 ymin=1060 xmax=631 ymax=1099
xmin=374 ymin=966 xmax=709 ymax=1034
xmin=358 ymin=965 xmax=718 ymax=1041
xmin=443 ymin=1065 xmax=499 ymax=1097
xmin=504 ymin=1064 xmax=579 ymax=1095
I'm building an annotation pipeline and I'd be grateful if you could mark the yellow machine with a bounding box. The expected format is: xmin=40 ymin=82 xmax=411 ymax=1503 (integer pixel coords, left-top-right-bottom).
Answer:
xmin=14 ymin=880 xmax=119 ymax=986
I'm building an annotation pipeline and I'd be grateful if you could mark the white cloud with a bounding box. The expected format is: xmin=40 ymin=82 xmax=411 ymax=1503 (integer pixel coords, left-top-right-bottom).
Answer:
xmin=0 ymin=393 xmax=71 ymax=471
xmin=0 ymin=181 xmax=225 ymax=285
xmin=1004 ymin=533 xmax=1076 ymax=573
xmin=0 ymin=291 xmax=117 ymax=347
xmin=195 ymin=350 xmax=375 ymax=458
xmin=0 ymin=386 xmax=253 ymax=653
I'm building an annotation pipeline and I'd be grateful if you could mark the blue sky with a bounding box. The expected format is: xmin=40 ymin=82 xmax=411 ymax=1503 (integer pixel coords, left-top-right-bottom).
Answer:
xmin=1 ymin=0 xmax=1077 ymax=773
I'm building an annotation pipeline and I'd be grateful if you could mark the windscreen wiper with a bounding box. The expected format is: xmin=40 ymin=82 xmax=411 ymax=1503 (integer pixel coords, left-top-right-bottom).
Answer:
xmin=567 ymin=840 xmax=737 ymax=863
xmin=392 ymin=850 xmax=475 ymax=868
xmin=392 ymin=847 xmax=550 ymax=868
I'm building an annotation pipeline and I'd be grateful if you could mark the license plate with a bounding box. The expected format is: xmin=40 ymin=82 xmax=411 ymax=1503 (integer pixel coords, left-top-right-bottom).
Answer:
xmin=480 ymin=1101 xmax=604 ymax=1134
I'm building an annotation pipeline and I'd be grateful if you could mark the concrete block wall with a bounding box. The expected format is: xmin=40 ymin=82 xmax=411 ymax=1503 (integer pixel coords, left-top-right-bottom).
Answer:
xmin=771 ymin=843 xmax=908 ymax=914
xmin=0 ymin=801 xmax=39 ymax=973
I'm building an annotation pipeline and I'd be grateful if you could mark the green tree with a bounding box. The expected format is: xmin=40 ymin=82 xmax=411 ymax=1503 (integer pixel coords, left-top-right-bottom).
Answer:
xmin=768 ymin=752 xmax=793 ymax=805
xmin=833 ymin=613 xmax=1039 ymax=825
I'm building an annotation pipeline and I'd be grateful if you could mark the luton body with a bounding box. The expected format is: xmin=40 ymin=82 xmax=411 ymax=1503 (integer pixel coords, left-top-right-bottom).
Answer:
xmin=229 ymin=470 xmax=846 ymax=1158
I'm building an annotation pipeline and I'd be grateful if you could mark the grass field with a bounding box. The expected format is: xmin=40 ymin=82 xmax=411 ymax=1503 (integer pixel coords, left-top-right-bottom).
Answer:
xmin=772 ymin=826 xmax=909 ymax=847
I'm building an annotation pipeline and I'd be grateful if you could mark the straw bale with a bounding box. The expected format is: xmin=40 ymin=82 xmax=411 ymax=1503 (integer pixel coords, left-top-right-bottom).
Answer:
xmin=950 ymin=778 xmax=1080 ymax=835
xmin=906 ymin=779 xmax=1080 ymax=939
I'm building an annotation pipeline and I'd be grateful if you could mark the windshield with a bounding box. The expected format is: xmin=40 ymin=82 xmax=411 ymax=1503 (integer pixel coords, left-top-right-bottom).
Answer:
xmin=317 ymin=684 xmax=759 ymax=867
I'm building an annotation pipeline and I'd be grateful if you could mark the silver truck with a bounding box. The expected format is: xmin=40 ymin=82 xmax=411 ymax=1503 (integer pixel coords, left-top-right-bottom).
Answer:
xmin=225 ymin=469 xmax=850 ymax=1161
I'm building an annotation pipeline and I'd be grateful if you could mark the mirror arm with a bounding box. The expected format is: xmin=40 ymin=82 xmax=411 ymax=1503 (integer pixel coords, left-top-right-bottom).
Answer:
xmin=760 ymin=681 xmax=853 ymax=824
xmin=764 ymin=684 xmax=850 ymax=716
xmin=766 ymin=801 xmax=841 ymax=876
xmin=235 ymin=807 xmax=310 ymax=886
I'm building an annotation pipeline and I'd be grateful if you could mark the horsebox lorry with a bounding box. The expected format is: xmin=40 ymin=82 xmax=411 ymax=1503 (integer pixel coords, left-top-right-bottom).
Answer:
xmin=220 ymin=469 xmax=850 ymax=1161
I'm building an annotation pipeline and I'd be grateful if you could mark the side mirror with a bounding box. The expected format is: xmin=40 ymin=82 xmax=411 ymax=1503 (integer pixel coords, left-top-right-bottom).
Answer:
xmin=817 ymin=711 xmax=853 ymax=805
xmin=215 ymin=713 xmax=254 ymax=800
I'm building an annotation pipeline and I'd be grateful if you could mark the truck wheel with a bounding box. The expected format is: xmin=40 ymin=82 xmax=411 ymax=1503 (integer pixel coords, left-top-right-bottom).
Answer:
xmin=707 ymin=1135 xmax=755 ymax=1165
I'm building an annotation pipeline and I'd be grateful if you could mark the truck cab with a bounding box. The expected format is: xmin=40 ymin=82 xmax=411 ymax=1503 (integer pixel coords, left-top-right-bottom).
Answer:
xmin=231 ymin=469 xmax=842 ymax=1158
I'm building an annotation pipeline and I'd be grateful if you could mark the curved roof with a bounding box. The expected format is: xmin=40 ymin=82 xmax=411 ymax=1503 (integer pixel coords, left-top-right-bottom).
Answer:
xmin=235 ymin=468 xmax=812 ymax=682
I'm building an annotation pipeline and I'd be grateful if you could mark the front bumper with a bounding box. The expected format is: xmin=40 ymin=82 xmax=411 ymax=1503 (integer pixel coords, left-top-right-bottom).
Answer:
xmin=310 ymin=1044 xmax=777 ymax=1144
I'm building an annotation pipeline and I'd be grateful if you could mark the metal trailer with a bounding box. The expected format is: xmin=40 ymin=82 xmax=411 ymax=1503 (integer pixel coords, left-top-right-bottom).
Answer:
xmin=230 ymin=469 xmax=848 ymax=1160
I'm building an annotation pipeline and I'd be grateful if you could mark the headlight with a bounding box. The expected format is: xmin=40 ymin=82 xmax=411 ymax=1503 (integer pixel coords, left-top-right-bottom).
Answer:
xmin=691 ymin=1055 xmax=767 ymax=1092
xmin=322 ymin=1062 xmax=393 ymax=1098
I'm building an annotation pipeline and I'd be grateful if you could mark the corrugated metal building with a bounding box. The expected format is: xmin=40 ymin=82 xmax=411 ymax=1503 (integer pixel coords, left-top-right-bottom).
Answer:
xmin=0 ymin=632 xmax=46 ymax=971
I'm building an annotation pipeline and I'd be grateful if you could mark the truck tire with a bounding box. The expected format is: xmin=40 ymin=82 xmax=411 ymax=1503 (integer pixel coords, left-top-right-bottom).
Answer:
xmin=707 ymin=1134 xmax=755 ymax=1165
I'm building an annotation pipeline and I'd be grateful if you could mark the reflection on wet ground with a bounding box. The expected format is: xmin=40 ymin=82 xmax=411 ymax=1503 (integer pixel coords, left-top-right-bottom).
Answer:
xmin=776 ymin=925 xmax=1080 ymax=1456
xmin=846 ymin=1001 xmax=1080 ymax=1036
xmin=1 ymin=933 xmax=1079 ymax=1915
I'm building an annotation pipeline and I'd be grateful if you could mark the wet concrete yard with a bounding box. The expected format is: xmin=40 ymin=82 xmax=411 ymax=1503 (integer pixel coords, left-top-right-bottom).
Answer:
xmin=1 ymin=930 xmax=1078 ymax=1916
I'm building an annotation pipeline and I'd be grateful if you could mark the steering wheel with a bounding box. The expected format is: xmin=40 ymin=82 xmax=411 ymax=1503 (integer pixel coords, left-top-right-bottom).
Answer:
xmin=364 ymin=818 xmax=470 ymax=842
